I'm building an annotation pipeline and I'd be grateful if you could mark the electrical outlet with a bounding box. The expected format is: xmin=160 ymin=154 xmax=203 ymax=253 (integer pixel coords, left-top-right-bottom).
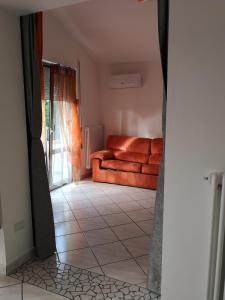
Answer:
xmin=14 ymin=220 xmax=25 ymax=232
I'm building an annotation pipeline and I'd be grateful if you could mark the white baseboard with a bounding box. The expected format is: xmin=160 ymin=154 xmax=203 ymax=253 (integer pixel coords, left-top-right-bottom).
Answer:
xmin=0 ymin=263 xmax=6 ymax=275
xmin=0 ymin=248 xmax=35 ymax=275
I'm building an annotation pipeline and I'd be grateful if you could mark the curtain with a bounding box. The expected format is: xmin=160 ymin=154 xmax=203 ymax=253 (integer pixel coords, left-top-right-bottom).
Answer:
xmin=51 ymin=65 xmax=82 ymax=182
xmin=20 ymin=13 xmax=56 ymax=258
xmin=41 ymin=66 xmax=50 ymax=161
xmin=148 ymin=0 xmax=169 ymax=294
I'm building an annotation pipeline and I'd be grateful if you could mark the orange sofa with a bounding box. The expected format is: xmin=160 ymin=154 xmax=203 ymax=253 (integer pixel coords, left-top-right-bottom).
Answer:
xmin=91 ymin=135 xmax=163 ymax=190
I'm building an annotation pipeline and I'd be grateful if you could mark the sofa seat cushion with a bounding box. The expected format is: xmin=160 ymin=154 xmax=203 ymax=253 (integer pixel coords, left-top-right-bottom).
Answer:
xmin=101 ymin=159 xmax=141 ymax=173
xmin=149 ymin=153 xmax=162 ymax=164
xmin=91 ymin=150 xmax=114 ymax=160
xmin=114 ymin=150 xmax=149 ymax=164
xmin=142 ymin=164 xmax=160 ymax=175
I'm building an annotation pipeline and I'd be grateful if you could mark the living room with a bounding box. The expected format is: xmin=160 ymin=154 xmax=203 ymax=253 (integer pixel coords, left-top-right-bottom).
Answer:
xmin=43 ymin=0 xmax=163 ymax=290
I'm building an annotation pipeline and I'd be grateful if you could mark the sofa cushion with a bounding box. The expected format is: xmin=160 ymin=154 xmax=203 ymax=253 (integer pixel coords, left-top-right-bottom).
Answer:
xmin=151 ymin=138 xmax=163 ymax=154
xmin=142 ymin=164 xmax=160 ymax=175
xmin=114 ymin=150 xmax=149 ymax=164
xmin=90 ymin=150 xmax=114 ymax=160
xmin=101 ymin=159 xmax=141 ymax=173
xmin=149 ymin=153 xmax=162 ymax=164
xmin=107 ymin=135 xmax=151 ymax=154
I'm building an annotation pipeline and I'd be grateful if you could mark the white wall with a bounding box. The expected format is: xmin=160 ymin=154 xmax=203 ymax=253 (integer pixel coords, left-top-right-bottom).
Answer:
xmin=162 ymin=1 xmax=225 ymax=300
xmin=99 ymin=61 xmax=163 ymax=143
xmin=0 ymin=9 xmax=33 ymax=272
xmin=43 ymin=11 xmax=102 ymax=177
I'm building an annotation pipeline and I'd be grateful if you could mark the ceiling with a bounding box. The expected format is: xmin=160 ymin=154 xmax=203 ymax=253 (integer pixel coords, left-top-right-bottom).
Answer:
xmin=49 ymin=0 xmax=159 ymax=63
xmin=0 ymin=0 xmax=159 ymax=64
xmin=0 ymin=0 xmax=90 ymax=15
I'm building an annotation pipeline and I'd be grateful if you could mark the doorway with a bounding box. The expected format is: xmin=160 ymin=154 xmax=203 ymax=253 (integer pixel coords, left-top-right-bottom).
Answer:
xmin=42 ymin=0 xmax=163 ymax=291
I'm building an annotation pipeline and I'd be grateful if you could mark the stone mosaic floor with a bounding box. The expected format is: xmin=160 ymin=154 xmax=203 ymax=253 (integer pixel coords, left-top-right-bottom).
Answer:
xmin=10 ymin=256 xmax=160 ymax=299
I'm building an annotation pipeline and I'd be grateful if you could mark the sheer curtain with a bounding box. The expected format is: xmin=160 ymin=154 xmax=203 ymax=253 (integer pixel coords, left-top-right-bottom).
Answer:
xmin=51 ymin=65 xmax=82 ymax=183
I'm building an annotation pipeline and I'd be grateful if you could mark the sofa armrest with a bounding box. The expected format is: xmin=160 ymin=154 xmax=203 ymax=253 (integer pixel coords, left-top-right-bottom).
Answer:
xmin=90 ymin=150 xmax=114 ymax=161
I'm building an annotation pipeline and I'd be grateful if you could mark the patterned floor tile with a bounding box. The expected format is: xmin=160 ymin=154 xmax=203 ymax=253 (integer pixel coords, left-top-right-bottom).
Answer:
xmin=55 ymin=221 xmax=81 ymax=237
xmin=122 ymin=236 xmax=150 ymax=257
xmin=84 ymin=228 xmax=118 ymax=247
xmin=126 ymin=209 xmax=153 ymax=222
xmin=102 ymin=259 xmax=146 ymax=285
xmin=11 ymin=257 xmax=158 ymax=300
xmin=117 ymin=201 xmax=143 ymax=212
xmin=136 ymin=255 xmax=149 ymax=274
xmin=137 ymin=220 xmax=154 ymax=235
xmin=95 ymin=204 xmax=122 ymax=216
xmin=111 ymin=223 xmax=145 ymax=240
xmin=103 ymin=213 xmax=132 ymax=227
xmin=72 ymin=207 xmax=99 ymax=220
xmin=58 ymin=248 xmax=99 ymax=269
xmin=54 ymin=211 xmax=75 ymax=224
xmin=92 ymin=241 xmax=131 ymax=265
xmin=77 ymin=217 xmax=108 ymax=232
xmin=56 ymin=233 xmax=88 ymax=253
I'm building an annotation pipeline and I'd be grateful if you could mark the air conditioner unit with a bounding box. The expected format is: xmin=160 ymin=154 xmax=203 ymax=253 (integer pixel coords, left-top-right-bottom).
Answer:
xmin=109 ymin=74 xmax=142 ymax=89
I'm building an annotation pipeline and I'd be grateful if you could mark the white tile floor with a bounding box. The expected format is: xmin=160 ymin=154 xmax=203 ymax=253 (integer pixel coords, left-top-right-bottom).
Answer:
xmin=51 ymin=179 xmax=156 ymax=287
xmin=0 ymin=275 xmax=67 ymax=300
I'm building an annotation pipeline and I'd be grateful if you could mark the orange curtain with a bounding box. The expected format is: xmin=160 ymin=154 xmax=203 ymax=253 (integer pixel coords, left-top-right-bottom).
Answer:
xmin=51 ymin=65 xmax=82 ymax=181
xmin=36 ymin=12 xmax=46 ymax=149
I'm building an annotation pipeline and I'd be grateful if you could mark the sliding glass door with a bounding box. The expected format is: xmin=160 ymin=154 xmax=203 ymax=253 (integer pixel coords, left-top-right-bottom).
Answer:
xmin=42 ymin=65 xmax=72 ymax=190
xmin=51 ymin=100 xmax=72 ymax=188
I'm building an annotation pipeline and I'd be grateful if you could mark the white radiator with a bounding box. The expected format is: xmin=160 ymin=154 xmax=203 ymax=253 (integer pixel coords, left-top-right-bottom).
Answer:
xmin=206 ymin=172 xmax=225 ymax=300
xmin=84 ymin=125 xmax=104 ymax=169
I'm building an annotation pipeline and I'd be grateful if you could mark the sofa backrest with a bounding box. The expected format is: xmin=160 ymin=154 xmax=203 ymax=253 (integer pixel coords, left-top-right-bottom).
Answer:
xmin=107 ymin=135 xmax=151 ymax=155
xmin=151 ymin=138 xmax=163 ymax=154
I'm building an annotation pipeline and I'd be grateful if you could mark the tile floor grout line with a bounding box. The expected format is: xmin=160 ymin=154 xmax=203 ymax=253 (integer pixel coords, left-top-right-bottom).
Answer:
xmin=93 ymin=184 xmax=154 ymax=284
xmin=0 ymin=282 xmax=23 ymax=289
xmin=104 ymin=195 xmax=153 ymax=234
xmin=108 ymin=197 xmax=154 ymax=235
xmin=55 ymin=240 xmax=149 ymax=286
xmin=59 ymin=252 xmax=147 ymax=287
xmin=54 ymin=222 xmax=151 ymax=255
xmin=90 ymin=241 xmax=148 ymax=281
xmin=54 ymin=197 xmax=148 ymax=272
xmin=120 ymin=237 xmax=149 ymax=264
xmin=56 ymin=234 xmax=148 ymax=253
xmin=21 ymin=281 xmax=23 ymax=300
xmin=55 ymin=230 xmax=150 ymax=254
xmin=53 ymin=202 xmax=153 ymax=226
xmin=53 ymin=209 xmax=152 ymax=250
xmin=96 ymin=258 xmax=147 ymax=286
xmin=86 ymin=245 xmax=106 ymax=277
xmin=51 ymin=180 xmax=156 ymax=289
xmin=55 ymin=221 xmax=150 ymax=245
xmin=134 ymin=256 xmax=149 ymax=275
xmin=56 ymin=235 xmax=151 ymax=260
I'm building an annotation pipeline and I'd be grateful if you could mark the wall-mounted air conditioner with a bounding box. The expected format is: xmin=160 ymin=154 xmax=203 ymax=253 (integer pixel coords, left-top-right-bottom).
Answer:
xmin=109 ymin=73 xmax=142 ymax=89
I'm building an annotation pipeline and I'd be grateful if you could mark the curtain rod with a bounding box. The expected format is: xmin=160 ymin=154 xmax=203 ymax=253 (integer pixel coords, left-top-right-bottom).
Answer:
xmin=42 ymin=59 xmax=78 ymax=71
